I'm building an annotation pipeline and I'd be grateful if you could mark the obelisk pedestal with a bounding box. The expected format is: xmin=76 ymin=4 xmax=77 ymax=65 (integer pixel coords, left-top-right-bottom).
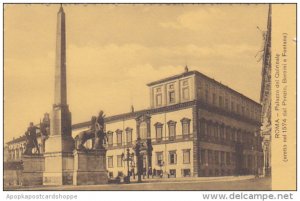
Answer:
xmin=73 ymin=149 xmax=108 ymax=185
xmin=43 ymin=106 xmax=74 ymax=185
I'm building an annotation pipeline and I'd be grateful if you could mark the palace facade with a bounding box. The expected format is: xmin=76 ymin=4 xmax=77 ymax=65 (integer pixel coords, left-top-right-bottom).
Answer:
xmin=6 ymin=69 xmax=263 ymax=178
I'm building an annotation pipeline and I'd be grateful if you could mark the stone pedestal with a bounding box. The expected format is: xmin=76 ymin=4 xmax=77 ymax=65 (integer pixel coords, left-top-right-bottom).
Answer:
xmin=73 ymin=149 xmax=108 ymax=185
xmin=43 ymin=151 xmax=74 ymax=185
xmin=22 ymin=154 xmax=44 ymax=186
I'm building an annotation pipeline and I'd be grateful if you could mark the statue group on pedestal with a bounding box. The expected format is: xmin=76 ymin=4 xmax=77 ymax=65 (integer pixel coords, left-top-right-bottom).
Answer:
xmin=24 ymin=122 xmax=40 ymax=155
xmin=75 ymin=110 xmax=107 ymax=151
xmin=23 ymin=110 xmax=106 ymax=154
xmin=24 ymin=114 xmax=50 ymax=155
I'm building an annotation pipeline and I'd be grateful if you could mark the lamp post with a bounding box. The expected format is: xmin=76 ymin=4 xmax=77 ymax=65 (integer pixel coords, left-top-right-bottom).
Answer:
xmin=130 ymin=155 xmax=136 ymax=180
xmin=133 ymin=137 xmax=142 ymax=183
xmin=121 ymin=148 xmax=134 ymax=183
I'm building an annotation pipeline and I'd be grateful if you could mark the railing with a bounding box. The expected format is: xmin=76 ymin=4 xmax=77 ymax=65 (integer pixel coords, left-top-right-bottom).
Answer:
xmin=151 ymin=134 xmax=193 ymax=144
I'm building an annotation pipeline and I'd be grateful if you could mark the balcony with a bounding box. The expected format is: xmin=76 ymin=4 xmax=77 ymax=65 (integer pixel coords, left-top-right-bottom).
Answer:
xmin=152 ymin=134 xmax=193 ymax=144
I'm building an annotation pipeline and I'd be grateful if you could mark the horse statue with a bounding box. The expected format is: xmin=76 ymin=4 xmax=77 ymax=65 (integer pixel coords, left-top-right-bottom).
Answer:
xmin=75 ymin=110 xmax=108 ymax=151
xmin=74 ymin=116 xmax=97 ymax=151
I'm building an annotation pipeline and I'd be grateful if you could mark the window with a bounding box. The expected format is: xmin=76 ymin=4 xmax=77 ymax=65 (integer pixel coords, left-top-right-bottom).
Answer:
xmin=116 ymin=129 xmax=122 ymax=146
xmin=237 ymin=104 xmax=240 ymax=114
xmin=168 ymin=120 xmax=176 ymax=140
xmin=199 ymin=120 xmax=206 ymax=137
xmin=107 ymin=132 xmax=113 ymax=147
xmin=117 ymin=155 xmax=123 ymax=167
xmin=226 ymin=127 xmax=231 ymax=141
xmin=232 ymin=153 xmax=236 ymax=164
xmin=182 ymin=87 xmax=189 ymax=100
xmin=169 ymin=91 xmax=175 ymax=103
xmin=221 ymin=151 xmax=225 ymax=165
xmin=225 ymin=98 xmax=229 ymax=109
xmin=214 ymin=124 xmax=218 ymax=139
xmin=182 ymin=169 xmax=191 ymax=177
xmin=125 ymin=128 xmax=132 ymax=145
xmin=156 ymin=152 xmax=164 ymax=165
xmin=219 ymin=96 xmax=223 ymax=107
xmin=205 ymin=89 xmax=209 ymax=103
xmin=208 ymin=150 xmax=213 ymax=164
xmin=183 ymin=80 xmax=188 ymax=86
xmin=108 ymin=156 xmax=113 ymax=168
xmin=140 ymin=122 xmax=148 ymax=139
xmin=214 ymin=151 xmax=219 ymax=165
xmin=183 ymin=149 xmax=190 ymax=164
xmin=169 ymin=151 xmax=177 ymax=164
xmin=201 ymin=149 xmax=206 ymax=164
xmin=207 ymin=122 xmax=212 ymax=137
xmin=232 ymin=129 xmax=236 ymax=142
xmin=169 ymin=169 xmax=176 ymax=177
xmin=156 ymin=94 xmax=162 ymax=106
xmin=220 ymin=126 xmax=225 ymax=141
xmin=154 ymin=122 xmax=163 ymax=141
xmin=181 ymin=118 xmax=191 ymax=136
xmin=213 ymin=93 xmax=217 ymax=105
xmin=231 ymin=101 xmax=235 ymax=112
xmin=197 ymin=87 xmax=201 ymax=99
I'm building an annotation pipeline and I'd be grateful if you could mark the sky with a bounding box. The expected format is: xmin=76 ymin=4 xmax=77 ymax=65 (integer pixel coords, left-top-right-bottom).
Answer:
xmin=4 ymin=4 xmax=269 ymax=142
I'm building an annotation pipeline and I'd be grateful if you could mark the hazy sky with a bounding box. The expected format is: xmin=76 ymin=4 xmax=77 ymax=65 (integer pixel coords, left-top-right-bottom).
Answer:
xmin=4 ymin=4 xmax=269 ymax=142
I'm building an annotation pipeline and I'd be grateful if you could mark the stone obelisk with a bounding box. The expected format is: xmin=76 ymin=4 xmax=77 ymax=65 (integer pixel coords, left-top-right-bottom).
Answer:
xmin=43 ymin=5 xmax=75 ymax=185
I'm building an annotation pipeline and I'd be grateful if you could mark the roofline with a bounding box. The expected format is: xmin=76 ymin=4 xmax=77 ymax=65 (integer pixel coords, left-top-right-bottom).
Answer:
xmin=147 ymin=70 xmax=260 ymax=106
xmin=147 ymin=71 xmax=196 ymax=86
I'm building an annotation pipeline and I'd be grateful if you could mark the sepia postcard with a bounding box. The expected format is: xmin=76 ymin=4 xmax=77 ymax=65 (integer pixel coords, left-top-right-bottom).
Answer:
xmin=1 ymin=2 xmax=297 ymax=196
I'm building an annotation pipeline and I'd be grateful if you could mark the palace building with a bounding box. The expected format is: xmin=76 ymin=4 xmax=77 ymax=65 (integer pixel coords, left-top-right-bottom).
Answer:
xmin=6 ymin=68 xmax=263 ymax=178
